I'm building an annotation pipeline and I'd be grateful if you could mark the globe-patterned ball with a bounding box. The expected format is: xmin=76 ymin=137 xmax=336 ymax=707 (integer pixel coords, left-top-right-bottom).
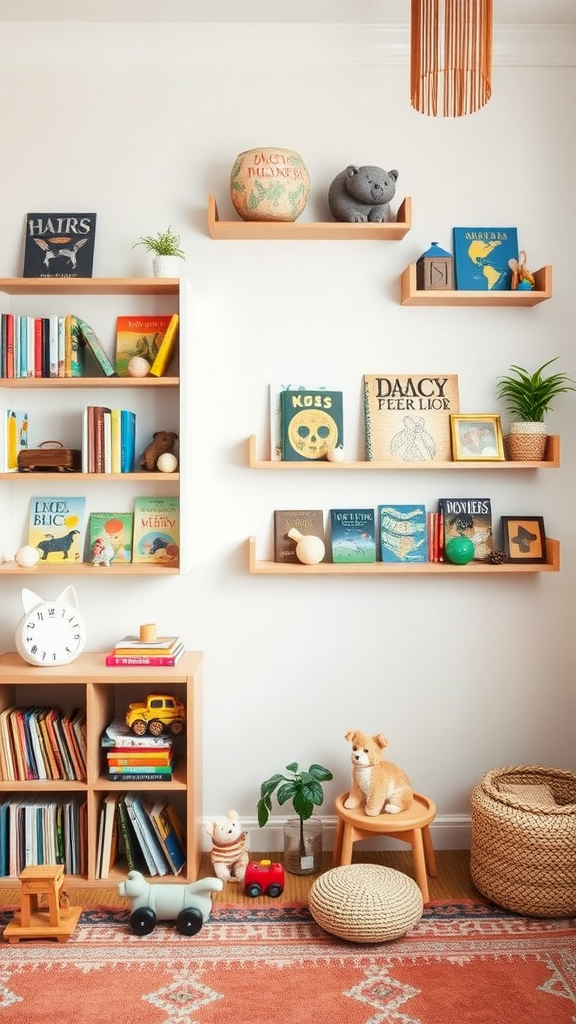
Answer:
xmin=445 ymin=536 xmax=475 ymax=565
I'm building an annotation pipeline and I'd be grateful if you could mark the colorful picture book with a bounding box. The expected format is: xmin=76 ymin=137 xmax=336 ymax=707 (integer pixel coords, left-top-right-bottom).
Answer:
xmin=101 ymin=718 xmax=173 ymax=750
xmin=269 ymin=382 xmax=332 ymax=460
xmin=329 ymin=509 xmax=376 ymax=563
xmin=378 ymin=504 xmax=428 ymax=562
xmin=280 ymin=388 xmax=343 ymax=461
xmin=364 ymin=373 xmax=459 ymax=463
xmin=89 ymin=512 xmax=133 ymax=564
xmin=273 ymin=509 xmax=325 ymax=564
xmin=28 ymin=496 xmax=87 ymax=563
xmin=74 ymin=315 xmax=117 ymax=377
xmin=22 ymin=212 xmax=97 ymax=278
xmin=132 ymin=496 xmax=180 ymax=566
xmin=147 ymin=799 xmax=186 ymax=875
xmin=115 ymin=315 xmax=173 ymax=376
xmin=452 ymin=227 xmax=519 ymax=291
xmin=438 ymin=497 xmax=493 ymax=561
xmin=149 ymin=313 xmax=179 ymax=377
xmin=0 ymin=409 xmax=28 ymax=471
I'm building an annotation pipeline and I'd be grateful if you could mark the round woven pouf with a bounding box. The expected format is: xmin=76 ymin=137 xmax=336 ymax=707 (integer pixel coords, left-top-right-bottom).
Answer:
xmin=309 ymin=863 xmax=423 ymax=944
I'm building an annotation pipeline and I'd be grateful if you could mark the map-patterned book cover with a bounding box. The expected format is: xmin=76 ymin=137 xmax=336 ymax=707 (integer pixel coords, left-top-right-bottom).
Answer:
xmin=23 ymin=213 xmax=96 ymax=278
xmin=364 ymin=374 xmax=459 ymax=463
xmin=453 ymin=227 xmax=519 ymax=290
xmin=329 ymin=509 xmax=376 ymax=563
xmin=438 ymin=497 xmax=493 ymax=561
xmin=378 ymin=504 xmax=428 ymax=563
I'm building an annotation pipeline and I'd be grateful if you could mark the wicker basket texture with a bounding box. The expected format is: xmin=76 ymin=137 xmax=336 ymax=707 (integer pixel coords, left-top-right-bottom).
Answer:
xmin=470 ymin=765 xmax=576 ymax=917
xmin=309 ymin=863 xmax=423 ymax=943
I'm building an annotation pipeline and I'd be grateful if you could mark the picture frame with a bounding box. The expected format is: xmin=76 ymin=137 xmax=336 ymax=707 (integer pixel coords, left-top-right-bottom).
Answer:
xmin=501 ymin=516 xmax=547 ymax=564
xmin=450 ymin=414 xmax=505 ymax=461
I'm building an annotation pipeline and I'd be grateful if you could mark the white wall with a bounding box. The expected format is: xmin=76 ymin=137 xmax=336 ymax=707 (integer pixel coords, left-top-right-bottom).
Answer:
xmin=0 ymin=21 xmax=575 ymax=850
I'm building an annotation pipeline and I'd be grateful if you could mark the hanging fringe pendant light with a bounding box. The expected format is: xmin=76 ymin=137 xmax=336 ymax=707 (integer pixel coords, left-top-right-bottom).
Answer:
xmin=410 ymin=0 xmax=493 ymax=117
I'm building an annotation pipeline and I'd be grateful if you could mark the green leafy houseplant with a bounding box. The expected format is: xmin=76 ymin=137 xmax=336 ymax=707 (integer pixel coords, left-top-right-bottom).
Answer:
xmin=257 ymin=761 xmax=333 ymax=861
xmin=496 ymin=358 xmax=576 ymax=423
xmin=133 ymin=225 xmax=185 ymax=258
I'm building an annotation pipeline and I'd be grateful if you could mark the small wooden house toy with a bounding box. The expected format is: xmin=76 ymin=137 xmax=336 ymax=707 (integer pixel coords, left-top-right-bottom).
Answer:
xmin=416 ymin=242 xmax=454 ymax=290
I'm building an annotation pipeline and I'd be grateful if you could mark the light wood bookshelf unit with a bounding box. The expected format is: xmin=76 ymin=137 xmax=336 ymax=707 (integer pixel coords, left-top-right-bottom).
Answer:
xmin=400 ymin=264 xmax=552 ymax=306
xmin=0 ymin=277 xmax=192 ymax=575
xmin=0 ymin=650 xmax=203 ymax=889
xmin=207 ymin=194 xmax=412 ymax=240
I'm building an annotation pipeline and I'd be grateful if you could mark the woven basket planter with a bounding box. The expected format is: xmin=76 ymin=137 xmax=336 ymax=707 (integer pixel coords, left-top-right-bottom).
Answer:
xmin=470 ymin=765 xmax=576 ymax=917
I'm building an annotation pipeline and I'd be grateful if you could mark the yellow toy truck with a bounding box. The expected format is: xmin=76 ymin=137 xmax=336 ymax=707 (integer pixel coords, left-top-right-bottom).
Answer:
xmin=125 ymin=693 xmax=186 ymax=736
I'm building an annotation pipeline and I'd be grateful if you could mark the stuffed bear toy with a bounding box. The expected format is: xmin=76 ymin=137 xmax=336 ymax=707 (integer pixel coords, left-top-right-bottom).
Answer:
xmin=205 ymin=809 xmax=250 ymax=883
xmin=328 ymin=165 xmax=399 ymax=223
xmin=344 ymin=729 xmax=413 ymax=815
xmin=140 ymin=430 xmax=178 ymax=471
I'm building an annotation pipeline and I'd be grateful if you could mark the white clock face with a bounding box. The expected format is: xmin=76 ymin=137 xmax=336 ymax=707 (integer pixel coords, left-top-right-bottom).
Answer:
xmin=15 ymin=586 xmax=87 ymax=667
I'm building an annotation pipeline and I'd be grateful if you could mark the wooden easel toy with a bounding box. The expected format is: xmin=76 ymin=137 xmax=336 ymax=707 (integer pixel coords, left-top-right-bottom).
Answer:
xmin=3 ymin=865 xmax=82 ymax=943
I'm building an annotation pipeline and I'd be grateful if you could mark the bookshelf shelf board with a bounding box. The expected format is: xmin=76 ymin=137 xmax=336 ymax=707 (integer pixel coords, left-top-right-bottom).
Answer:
xmin=249 ymin=435 xmax=559 ymax=470
xmin=0 ymin=377 xmax=178 ymax=389
xmin=0 ymin=472 xmax=179 ymax=482
xmin=0 ymin=561 xmax=181 ymax=576
xmin=248 ymin=537 xmax=560 ymax=575
xmin=208 ymin=195 xmax=412 ymax=241
xmin=0 ymin=277 xmax=180 ymax=296
xmin=400 ymin=264 xmax=552 ymax=306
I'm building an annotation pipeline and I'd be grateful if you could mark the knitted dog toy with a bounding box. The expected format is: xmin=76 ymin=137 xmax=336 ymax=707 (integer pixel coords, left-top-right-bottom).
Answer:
xmin=205 ymin=809 xmax=250 ymax=882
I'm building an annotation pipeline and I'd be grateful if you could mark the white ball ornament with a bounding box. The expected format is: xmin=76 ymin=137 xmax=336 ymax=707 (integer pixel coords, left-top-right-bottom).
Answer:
xmin=156 ymin=452 xmax=178 ymax=473
xmin=127 ymin=356 xmax=151 ymax=378
xmin=327 ymin=446 xmax=345 ymax=462
xmin=287 ymin=528 xmax=325 ymax=565
xmin=15 ymin=545 xmax=41 ymax=568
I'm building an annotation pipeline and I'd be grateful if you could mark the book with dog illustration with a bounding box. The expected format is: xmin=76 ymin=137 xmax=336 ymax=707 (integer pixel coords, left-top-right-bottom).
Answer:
xmin=132 ymin=497 xmax=179 ymax=566
xmin=364 ymin=374 xmax=459 ymax=463
xmin=329 ymin=508 xmax=376 ymax=563
xmin=115 ymin=315 xmax=173 ymax=376
xmin=438 ymin=497 xmax=493 ymax=561
xmin=28 ymin=496 xmax=87 ymax=563
xmin=378 ymin=504 xmax=428 ymax=562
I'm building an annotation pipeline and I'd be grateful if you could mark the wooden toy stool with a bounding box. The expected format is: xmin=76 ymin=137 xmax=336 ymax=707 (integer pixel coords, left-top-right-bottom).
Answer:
xmin=4 ymin=865 xmax=82 ymax=943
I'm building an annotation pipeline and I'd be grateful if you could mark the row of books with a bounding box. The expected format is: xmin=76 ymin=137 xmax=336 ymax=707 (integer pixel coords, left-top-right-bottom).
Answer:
xmin=0 ymin=794 xmax=86 ymax=877
xmin=106 ymin=635 xmax=184 ymax=668
xmin=0 ymin=311 xmax=179 ymax=380
xmin=83 ymin=405 xmax=136 ymax=474
xmin=101 ymin=716 xmax=176 ymax=774
xmin=0 ymin=704 xmax=87 ymax=782
xmin=26 ymin=496 xmax=179 ymax=567
xmin=274 ymin=499 xmax=495 ymax=565
xmin=97 ymin=792 xmax=186 ymax=879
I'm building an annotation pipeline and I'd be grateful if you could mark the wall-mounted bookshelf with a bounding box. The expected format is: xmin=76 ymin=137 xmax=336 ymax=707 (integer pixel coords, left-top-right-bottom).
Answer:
xmin=207 ymin=195 xmax=412 ymax=241
xmin=400 ymin=264 xmax=552 ymax=306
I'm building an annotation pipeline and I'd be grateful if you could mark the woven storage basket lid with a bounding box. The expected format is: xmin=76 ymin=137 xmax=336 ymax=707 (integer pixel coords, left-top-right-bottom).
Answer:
xmin=309 ymin=863 xmax=423 ymax=944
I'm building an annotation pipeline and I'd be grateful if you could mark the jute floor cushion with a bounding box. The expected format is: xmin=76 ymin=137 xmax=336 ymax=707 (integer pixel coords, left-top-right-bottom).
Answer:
xmin=470 ymin=764 xmax=576 ymax=917
xmin=309 ymin=863 xmax=423 ymax=943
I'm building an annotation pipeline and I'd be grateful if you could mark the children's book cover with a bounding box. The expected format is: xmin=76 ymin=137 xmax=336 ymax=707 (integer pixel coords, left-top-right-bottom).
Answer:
xmin=89 ymin=512 xmax=133 ymax=564
xmin=269 ymin=383 xmax=333 ymax=460
xmin=280 ymin=389 xmax=344 ymax=461
xmin=452 ymin=227 xmax=519 ymax=290
xmin=0 ymin=409 xmax=28 ymax=472
xmin=329 ymin=509 xmax=376 ymax=563
xmin=364 ymin=373 xmax=459 ymax=463
xmin=274 ymin=509 xmax=325 ymax=564
xmin=22 ymin=213 xmax=97 ymax=278
xmin=378 ymin=504 xmax=428 ymax=563
xmin=132 ymin=497 xmax=179 ymax=566
xmin=438 ymin=497 xmax=493 ymax=561
xmin=28 ymin=496 xmax=87 ymax=563
xmin=115 ymin=315 xmax=173 ymax=376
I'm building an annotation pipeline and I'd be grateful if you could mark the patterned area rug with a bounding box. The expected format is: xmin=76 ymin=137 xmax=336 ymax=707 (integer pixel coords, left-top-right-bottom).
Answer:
xmin=0 ymin=900 xmax=575 ymax=1023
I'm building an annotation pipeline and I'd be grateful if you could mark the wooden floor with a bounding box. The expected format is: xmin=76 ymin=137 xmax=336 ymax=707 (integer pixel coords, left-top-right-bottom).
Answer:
xmin=0 ymin=850 xmax=480 ymax=908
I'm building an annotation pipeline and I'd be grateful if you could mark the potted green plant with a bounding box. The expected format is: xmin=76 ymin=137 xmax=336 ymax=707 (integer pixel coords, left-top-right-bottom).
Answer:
xmin=257 ymin=761 xmax=333 ymax=875
xmin=133 ymin=226 xmax=186 ymax=278
xmin=496 ymin=357 xmax=576 ymax=460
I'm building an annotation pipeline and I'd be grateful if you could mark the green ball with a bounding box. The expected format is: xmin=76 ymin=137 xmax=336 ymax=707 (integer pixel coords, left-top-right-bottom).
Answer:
xmin=445 ymin=536 xmax=475 ymax=565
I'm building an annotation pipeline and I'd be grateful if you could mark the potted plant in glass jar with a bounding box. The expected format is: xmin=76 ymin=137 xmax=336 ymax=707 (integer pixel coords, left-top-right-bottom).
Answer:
xmin=133 ymin=225 xmax=186 ymax=278
xmin=496 ymin=357 xmax=576 ymax=460
xmin=257 ymin=761 xmax=333 ymax=875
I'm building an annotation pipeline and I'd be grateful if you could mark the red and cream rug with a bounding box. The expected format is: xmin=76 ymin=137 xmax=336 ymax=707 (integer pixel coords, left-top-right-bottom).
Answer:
xmin=0 ymin=900 xmax=575 ymax=1023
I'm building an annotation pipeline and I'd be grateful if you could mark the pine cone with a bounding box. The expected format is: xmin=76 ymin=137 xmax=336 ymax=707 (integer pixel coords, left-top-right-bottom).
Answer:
xmin=485 ymin=549 xmax=507 ymax=565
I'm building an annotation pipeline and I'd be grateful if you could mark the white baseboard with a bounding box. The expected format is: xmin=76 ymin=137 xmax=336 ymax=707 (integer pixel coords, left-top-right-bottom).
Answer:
xmin=202 ymin=814 xmax=471 ymax=853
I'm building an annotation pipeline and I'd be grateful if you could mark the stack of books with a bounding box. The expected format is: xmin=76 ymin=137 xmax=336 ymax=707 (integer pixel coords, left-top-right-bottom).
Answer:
xmin=105 ymin=634 xmax=184 ymax=667
xmin=101 ymin=718 xmax=174 ymax=782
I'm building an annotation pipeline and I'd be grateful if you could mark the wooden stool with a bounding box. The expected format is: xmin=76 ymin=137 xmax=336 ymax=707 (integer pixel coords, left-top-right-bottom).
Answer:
xmin=3 ymin=865 xmax=82 ymax=944
xmin=333 ymin=791 xmax=438 ymax=902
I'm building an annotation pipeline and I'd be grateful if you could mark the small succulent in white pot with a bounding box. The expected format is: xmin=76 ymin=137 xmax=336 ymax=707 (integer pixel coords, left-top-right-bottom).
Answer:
xmin=133 ymin=226 xmax=185 ymax=277
xmin=496 ymin=357 xmax=576 ymax=460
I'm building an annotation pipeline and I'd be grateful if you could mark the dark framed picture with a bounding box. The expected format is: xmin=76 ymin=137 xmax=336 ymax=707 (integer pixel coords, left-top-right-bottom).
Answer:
xmin=450 ymin=414 xmax=505 ymax=461
xmin=501 ymin=516 xmax=547 ymax=563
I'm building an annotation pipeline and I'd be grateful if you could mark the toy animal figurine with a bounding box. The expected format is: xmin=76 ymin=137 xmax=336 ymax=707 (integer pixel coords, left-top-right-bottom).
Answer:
xmin=140 ymin=430 xmax=178 ymax=471
xmin=91 ymin=536 xmax=112 ymax=567
xmin=328 ymin=165 xmax=398 ymax=223
xmin=344 ymin=729 xmax=413 ymax=815
xmin=119 ymin=870 xmax=223 ymax=935
xmin=205 ymin=809 xmax=250 ymax=883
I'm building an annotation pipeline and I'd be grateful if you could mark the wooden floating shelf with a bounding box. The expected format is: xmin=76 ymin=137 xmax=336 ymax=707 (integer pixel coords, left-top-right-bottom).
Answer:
xmin=0 ymin=277 xmax=180 ymax=296
xmin=207 ymin=194 xmax=412 ymax=241
xmin=248 ymin=537 xmax=560 ymax=575
xmin=248 ymin=435 xmax=560 ymax=470
xmin=0 ymin=472 xmax=179 ymax=481
xmin=400 ymin=264 xmax=552 ymax=306
xmin=0 ymin=377 xmax=178 ymax=389
xmin=0 ymin=562 xmax=180 ymax=576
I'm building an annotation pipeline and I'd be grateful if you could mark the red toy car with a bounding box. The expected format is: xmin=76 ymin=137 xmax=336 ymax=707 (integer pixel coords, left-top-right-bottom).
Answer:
xmin=244 ymin=859 xmax=284 ymax=898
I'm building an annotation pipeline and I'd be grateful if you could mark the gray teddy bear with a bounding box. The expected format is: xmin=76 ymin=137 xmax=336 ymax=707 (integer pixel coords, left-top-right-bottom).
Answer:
xmin=328 ymin=165 xmax=399 ymax=223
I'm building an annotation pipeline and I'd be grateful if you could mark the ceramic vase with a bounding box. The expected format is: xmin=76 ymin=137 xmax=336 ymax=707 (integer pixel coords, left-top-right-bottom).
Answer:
xmin=505 ymin=421 xmax=548 ymax=461
xmin=230 ymin=147 xmax=311 ymax=222
xmin=283 ymin=817 xmax=322 ymax=875
xmin=152 ymin=255 xmax=185 ymax=278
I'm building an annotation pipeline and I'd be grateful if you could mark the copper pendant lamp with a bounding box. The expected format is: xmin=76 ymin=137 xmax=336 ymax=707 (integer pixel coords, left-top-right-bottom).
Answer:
xmin=410 ymin=0 xmax=493 ymax=117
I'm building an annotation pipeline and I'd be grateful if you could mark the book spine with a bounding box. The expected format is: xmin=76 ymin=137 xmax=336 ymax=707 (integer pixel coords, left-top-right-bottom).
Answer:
xmin=34 ymin=318 xmax=43 ymax=378
xmin=64 ymin=314 xmax=73 ymax=377
xmin=5 ymin=314 xmax=14 ymax=379
xmin=107 ymin=756 xmax=172 ymax=766
xmin=109 ymin=772 xmax=173 ymax=782
xmin=105 ymin=654 xmax=182 ymax=667
xmin=75 ymin=316 xmax=117 ymax=377
xmin=107 ymin=764 xmax=172 ymax=774
xmin=110 ymin=408 xmax=122 ymax=473
xmin=149 ymin=314 xmax=179 ymax=377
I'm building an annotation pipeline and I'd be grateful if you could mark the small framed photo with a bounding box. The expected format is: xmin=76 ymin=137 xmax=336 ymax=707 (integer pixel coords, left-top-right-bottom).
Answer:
xmin=450 ymin=414 xmax=505 ymax=461
xmin=501 ymin=516 xmax=547 ymax=563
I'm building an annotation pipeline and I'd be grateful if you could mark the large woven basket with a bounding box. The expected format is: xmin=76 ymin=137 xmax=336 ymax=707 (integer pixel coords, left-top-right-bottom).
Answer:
xmin=470 ymin=765 xmax=576 ymax=917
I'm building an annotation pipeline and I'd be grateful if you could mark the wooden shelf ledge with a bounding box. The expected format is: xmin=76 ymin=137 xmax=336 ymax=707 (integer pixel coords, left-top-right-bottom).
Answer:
xmin=248 ymin=537 xmax=560 ymax=575
xmin=0 ymin=562 xmax=181 ymax=576
xmin=0 ymin=277 xmax=180 ymax=296
xmin=0 ymin=377 xmax=178 ymax=389
xmin=248 ymin=435 xmax=559 ymax=469
xmin=208 ymin=195 xmax=412 ymax=240
xmin=400 ymin=264 xmax=552 ymax=306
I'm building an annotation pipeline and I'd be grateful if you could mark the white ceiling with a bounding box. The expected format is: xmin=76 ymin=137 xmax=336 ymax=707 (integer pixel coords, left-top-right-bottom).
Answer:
xmin=1 ymin=0 xmax=576 ymax=24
